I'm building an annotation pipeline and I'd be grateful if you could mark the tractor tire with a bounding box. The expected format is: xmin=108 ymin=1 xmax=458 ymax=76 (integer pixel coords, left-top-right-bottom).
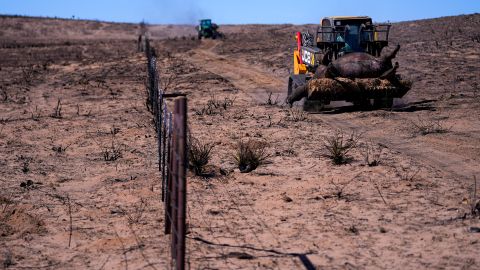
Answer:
xmin=353 ymin=99 xmax=373 ymax=110
xmin=372 ymin=97 xmax=394 ymax=109
xmin=303 ymin=100 xmax=325 ymax=112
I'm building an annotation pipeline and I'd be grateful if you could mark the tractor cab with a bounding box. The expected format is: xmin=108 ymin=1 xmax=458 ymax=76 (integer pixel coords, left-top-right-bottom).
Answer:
xmin=316 ymin=16 xmax=391 ymax=59
xmin=197 ymin=19 xmax=223 ymax=39
xmin=199 ymin=19 xmax=212 ymax=30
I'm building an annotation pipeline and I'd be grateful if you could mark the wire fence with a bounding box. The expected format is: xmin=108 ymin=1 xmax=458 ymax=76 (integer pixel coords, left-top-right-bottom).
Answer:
xmin=145 ymin=36 xmax=188 ymax=270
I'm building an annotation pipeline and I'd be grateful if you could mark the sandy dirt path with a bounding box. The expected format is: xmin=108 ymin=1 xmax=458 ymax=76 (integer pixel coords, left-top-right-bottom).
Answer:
xmin=189 ymin=40 xmax=286 ymax=102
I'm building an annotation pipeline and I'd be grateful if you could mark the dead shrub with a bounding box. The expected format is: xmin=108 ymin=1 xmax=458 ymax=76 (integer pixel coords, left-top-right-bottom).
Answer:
xmin=469 ymin=176 xmax=479 ymax=217
xmin=188 ymin=136 xmax=215 ymax=176
xmin=21 ymin=65 xmax=36 ymax=86
xmin=102 ymin=135 xmax=123 ymax=161
xmin=264 ymin=91 xmax=279 ymax=106
xmin=233 ymin=140 xmax=269 ymax=173
xmin=286 ymin=108 xmax=307 ymax=122
xmin=21 ymin=160 xmax=30 ymax=174
xmin=329 ymin=178 xmax=354 ymax=199
xmin=207 ymin=94 xmax=221 ymax=109
xmin=51 ymin=99 xmax=62 ymax=119
xmin=1 ymin=88 xmax=7 ymax=102
xmin=323 ymin=131 xmax=360 ymax=165
xmin=221 ymin=96 xmax=235 ymax=110
xmin=126 ymin=199 xmax=147 ymax=224
xmin=396 ymin=167 xmax=420 ymax=182
xmin=194 ymin=95 xmax=235 ymax=115
xmin=31 ymin=106 xmax=41 ymax=121
xmin=412 ymin=116 xmax=452 ymax=135
xmin=194 ymin=104 xmax=215 ymax=116
xmin=362 ymin=142 xmax=383 ymax=167
xmin=52 ymin=143 xmax=72 ymax=154
xmin=161 ymin=74 xmax=175 ymax=92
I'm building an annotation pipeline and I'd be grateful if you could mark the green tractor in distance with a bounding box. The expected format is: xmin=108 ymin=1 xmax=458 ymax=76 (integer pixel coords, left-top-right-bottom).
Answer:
xmin=197 ymin=19 xmax=224 ymax=40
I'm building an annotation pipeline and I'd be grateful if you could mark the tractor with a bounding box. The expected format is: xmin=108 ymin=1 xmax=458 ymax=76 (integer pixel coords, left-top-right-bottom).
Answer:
xmin=287 ymin=16 xmax=411 ymax=111
xmin=197 ymin=19 xmax=223 ymax=40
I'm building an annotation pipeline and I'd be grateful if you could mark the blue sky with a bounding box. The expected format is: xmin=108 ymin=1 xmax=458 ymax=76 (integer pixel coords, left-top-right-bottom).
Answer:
xmin=0 ymin=0 xmax=479 ymax=24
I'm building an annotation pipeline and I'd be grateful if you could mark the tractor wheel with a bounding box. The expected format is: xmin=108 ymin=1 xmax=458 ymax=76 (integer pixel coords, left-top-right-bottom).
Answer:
xmin=303 ymin=100 xmax=325 ymax=112
xmin=372 ymin=98 xmax=394 ymax=109
xmin=353 ymin=99 xmax=373 ymax=110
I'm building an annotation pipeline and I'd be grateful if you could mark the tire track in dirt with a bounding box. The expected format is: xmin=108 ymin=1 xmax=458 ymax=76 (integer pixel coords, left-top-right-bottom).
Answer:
xmin=189 ymin=40 xmax=286 ymax=103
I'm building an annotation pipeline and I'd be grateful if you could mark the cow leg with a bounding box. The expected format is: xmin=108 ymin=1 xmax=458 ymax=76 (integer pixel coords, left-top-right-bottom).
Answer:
xmin=286 ymin=85 xmax=308 ymax=107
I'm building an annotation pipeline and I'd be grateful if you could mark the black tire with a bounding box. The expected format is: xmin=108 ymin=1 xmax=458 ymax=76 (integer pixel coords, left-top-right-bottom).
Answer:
xmin=353 ymin=99 xmax=373 ymax=110
xmin=372 ymin=98 xmax=394 ymax=109
xmin=303 ymin=100 xmax=325 ymax=112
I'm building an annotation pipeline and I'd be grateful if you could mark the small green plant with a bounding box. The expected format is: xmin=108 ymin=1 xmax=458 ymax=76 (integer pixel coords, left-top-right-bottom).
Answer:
xmin=188 ymin=136 xmax=215 ymax=176
xmin=323 ymin=131 xmax=360 ymax=165
xmin=233 ymin=140 xmax=269 ymax=173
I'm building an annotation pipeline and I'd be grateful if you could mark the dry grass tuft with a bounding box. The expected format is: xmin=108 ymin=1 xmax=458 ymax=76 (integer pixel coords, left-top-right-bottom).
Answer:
xmin=264 ymin=91 xmax=279 ymax=106
xmin=469 ymin=176 xmax=479 ymax=217
xmin=51 ymin=99 xmax=63 ymax=119
xmin=233 ymin=140 xmax=269 ymax=173
xmin=188 ymin=136 xmax=215 ymax=176
xmin=412 ymin=116 xmax=452 ymax=135
xmin=323 ymin=131 xmax=360 ymax=165
xmin=285 ymin=108 xmax=307 ymax=122
xmin=102 ymin=135 xmax=123 ymax=161
xmin=362 ymin=142 xmax=383 ymax=167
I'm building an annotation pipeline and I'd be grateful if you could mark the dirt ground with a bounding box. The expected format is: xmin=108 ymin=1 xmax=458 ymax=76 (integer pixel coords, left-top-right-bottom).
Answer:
xmin=1 ymin=14 xmax=480 ymax=269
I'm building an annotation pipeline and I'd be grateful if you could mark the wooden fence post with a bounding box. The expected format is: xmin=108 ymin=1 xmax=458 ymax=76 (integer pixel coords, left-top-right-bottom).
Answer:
xmin=173 ymin=97 xmax=187 ymax=270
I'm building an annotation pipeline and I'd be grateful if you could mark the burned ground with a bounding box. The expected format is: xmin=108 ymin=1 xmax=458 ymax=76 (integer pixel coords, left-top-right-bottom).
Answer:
xmin=1 ymin=14 xmax=480 ymax=269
